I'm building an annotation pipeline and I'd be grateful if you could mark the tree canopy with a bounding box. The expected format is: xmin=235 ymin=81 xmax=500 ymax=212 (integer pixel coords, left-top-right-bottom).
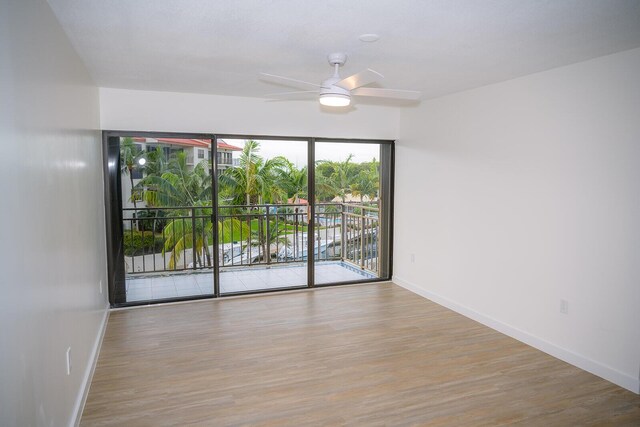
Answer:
xmin=123 ymin=139 xmax=380 ymax=267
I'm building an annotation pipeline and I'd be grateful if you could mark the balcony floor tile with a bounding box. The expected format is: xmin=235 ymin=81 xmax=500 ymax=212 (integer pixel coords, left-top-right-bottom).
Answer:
xmin=125 ymin=261 xmax=375 ymax=302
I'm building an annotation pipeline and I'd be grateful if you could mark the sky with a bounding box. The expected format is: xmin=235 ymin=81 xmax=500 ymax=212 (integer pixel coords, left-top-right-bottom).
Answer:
xmin=223 ymin=139 xmax=380 ymax=168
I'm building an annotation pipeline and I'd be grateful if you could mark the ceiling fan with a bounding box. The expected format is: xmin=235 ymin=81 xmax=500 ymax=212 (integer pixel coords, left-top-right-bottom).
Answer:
xmin=260 ymin=53 xmax=421 ymax=107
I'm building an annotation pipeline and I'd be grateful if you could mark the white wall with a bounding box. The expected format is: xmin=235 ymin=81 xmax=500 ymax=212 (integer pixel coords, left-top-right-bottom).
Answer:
xmin=0 ymin=0 xmax=108 ymax=425
xmin=99 ymin=88 xmax=399 ymax=140
xmin=395 ymin=48 xmax=640 ymax=393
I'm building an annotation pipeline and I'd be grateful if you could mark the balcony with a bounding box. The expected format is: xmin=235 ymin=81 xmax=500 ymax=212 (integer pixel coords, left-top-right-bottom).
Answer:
xmin=122 ymin=203 xmax=380 ymax=301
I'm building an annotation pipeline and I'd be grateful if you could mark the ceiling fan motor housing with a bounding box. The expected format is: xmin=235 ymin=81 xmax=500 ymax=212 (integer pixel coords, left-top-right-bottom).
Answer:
xmin=319 ymin=75 xmax=351 ymax=106
xmin=327 ymin=52 xmax=347 ymax=66
xmin=320 ymin=76 xmax=350 ymax=96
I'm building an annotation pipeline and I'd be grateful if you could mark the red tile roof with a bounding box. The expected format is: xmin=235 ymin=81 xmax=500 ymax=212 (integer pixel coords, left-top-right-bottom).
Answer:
xmin=132 ymin=137 xmax=209 ymax=148
xmin=288 ymin=197 xmax=308 ymax=204
xmin=217 ymin=140 xmax=243 ymax=151
xmin=132 ymin=137 xmax=242 ymax=151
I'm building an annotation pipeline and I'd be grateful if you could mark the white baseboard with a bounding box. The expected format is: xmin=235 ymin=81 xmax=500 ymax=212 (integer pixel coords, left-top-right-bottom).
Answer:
xmin=393 ymin=276 xmax=640 ymax=395
xmin=70 ymin=304 xmax=110 ymax=427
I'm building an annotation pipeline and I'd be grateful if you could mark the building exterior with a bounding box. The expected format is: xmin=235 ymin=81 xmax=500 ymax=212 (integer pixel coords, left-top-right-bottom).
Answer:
xmin=122 ymin=137 xmax=241 ymax=220
xmin=130 ymin=137 xmax=241 ymax=171
xmin=217 ymin=140 xmax=242 ymax=171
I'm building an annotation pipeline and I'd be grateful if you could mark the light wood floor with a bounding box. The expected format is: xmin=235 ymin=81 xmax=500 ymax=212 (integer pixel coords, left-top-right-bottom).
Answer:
xmin=82 ymin=283 xmax=640 ymax=426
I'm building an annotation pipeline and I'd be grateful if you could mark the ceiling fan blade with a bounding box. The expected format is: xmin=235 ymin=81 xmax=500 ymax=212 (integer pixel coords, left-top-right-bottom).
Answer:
xmin=352 ymin=87 xmax=422 ymax=100
xmin=264 ymin=90 xmax=318 ymax=99
xmin=335 ymin=68 xmax=384 ymax=91
xmin=260 ymin=72 xmax=321 ymax=90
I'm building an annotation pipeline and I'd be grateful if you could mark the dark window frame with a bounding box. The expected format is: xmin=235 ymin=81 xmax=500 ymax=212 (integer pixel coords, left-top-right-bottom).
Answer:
xmin=103 ymin=130 xmax=394 ymax=308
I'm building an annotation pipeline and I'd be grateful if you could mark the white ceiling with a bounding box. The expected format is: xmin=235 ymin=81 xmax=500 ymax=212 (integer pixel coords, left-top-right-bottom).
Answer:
xmin=48 ymin=0 xmax=640 ymax=103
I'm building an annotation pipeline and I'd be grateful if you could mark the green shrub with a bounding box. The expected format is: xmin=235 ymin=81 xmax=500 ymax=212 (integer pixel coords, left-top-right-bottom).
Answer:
xmin=136 ymin=209 xmax=168 ymax=232
xmin=123 ymin=231 xmax=164 ymax=256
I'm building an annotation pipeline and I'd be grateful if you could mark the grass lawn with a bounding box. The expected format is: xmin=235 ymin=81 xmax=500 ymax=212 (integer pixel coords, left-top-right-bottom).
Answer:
xmin=218 ymin=219 xmax=308 ymax=243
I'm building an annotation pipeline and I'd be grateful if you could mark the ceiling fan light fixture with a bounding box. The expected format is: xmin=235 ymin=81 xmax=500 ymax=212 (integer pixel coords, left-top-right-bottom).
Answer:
xmin=261 ymin=52 xmax=421 ymax=105
xmin=319 ymin=93 xmax=350 ymax=107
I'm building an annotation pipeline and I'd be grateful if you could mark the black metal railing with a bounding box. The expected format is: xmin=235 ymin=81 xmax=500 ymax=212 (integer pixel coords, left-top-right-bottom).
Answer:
xmin=339 ymin=203 xmax=379 ymax=273
xmin=122 ymin=202 xmax=379 ymax=276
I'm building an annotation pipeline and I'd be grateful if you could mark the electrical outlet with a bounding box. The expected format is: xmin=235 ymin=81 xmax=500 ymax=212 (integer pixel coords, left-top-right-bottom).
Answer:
xmin=560 ymin=299 xmax=569 ymax=315
xmin=66 ymin=347 xmax=72 ymax=375
xmin=410 ymin=253 xmax=415 ymax=263
xmin=99 ymin=279 xmax=103 ymax=294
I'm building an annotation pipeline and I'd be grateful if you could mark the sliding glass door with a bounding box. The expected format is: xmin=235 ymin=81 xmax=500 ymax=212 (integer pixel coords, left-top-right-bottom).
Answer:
xmin=104 ymin=132 xmax=393 ymax=306
xmin=216 ymin=138 xmax=309 ymax=295
xmin=313 ymin=141 xmax=393 ymax=285
xmin=117 ymin=135 xmax=215 ymax=303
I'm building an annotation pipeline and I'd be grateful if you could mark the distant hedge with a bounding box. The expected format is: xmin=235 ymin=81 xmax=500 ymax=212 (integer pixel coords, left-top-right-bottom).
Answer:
xmin=123 ymin=231 xmax=164 ymax=256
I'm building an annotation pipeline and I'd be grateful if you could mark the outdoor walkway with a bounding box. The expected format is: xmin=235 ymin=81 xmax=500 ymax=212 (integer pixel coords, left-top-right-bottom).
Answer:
xmin=125 ymin=262 xmax=376 ymax=302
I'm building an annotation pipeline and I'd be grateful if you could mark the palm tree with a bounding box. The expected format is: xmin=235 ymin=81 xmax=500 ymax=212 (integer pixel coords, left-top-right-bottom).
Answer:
xmin=314 ymin=173 xmax=339 ymax=202
xmin=350 ymin=159 xmax=379 ymax=203
xmin=243 ymin=218 xmax=291 ymax=264
xmin=135 ymin=146 xmax=167 ymax=221
xmin=137 ymin=152 xmax=211 ymax=207
xmin=315 ymin=154 xmax=356 ymax=202
xmin=120 ymin=137 xmax=143 ymax=211
xmin=141 ymin=146 xmax=167 ymax=179
xmin=219 ymin=140 xmax=294 ymax=264
xmin=162 ymin=202 xmax=247 ymax=269
xmin=277 ymin=160 xmax=307 ymax=201
xmin=135 ymin=150 xmax=247 ymax=269
xmin=219 ymin=140 xmax=289 ymax=205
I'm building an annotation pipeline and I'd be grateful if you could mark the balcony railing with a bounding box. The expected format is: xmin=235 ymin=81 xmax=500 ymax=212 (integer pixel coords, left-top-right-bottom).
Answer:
xmin=122 ymin=202 xmax=380 ymax=276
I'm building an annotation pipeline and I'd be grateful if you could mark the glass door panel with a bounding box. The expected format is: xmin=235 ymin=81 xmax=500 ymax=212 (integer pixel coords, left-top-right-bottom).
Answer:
xmin=217 ymin=138 xmax=309 ymax=294
xmin=314 ymin=141 xmax=392 ymax=285
xmin=120 ymin=136 xmax=215 ymax=303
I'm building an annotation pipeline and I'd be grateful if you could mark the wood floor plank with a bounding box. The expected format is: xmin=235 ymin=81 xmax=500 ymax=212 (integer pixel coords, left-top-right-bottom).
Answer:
xmin=81 ymin=283 xmax=640 ymax=426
